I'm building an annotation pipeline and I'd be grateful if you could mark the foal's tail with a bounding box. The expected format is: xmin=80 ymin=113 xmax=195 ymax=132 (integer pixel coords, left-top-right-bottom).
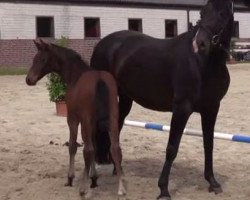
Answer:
xmin=95 ymin=80 xmax=112 ymax=164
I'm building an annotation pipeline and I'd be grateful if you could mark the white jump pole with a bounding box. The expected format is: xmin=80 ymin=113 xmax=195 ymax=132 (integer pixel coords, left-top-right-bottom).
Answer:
xmin=124 ymin=120 xmax=250 ymax=143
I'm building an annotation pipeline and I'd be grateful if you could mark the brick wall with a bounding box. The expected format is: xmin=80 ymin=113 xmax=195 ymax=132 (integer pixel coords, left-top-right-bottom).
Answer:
xmin=0 ymin=39 xmax=99 ymax=67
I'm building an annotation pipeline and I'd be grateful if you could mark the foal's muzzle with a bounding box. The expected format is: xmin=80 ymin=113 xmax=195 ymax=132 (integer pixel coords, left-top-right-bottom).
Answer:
xmin=26 ymin=76 xmax=37 ymax=86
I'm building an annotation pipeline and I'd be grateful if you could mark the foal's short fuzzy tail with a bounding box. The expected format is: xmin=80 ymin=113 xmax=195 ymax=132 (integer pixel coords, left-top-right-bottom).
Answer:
xmin=95 ymin=80 xmax=112 ymax=164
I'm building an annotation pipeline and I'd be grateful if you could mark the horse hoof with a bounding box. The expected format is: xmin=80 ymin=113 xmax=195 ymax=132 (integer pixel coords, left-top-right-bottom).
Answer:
xmin=157 ymin=195 xmax=171 ymax=200
xmin=209 ymin=186 xmax=223 ymax=194
xmin=157 ymin=197 xmax=171 ymax=200
xmin=64 ymin=182 xmax=72 ymax=187
xmin=118 ymin=177 xmax=127 ymax=196
xmin=118 ymin=195 xmax=127 ymax=200
xmin=84 ymin=190 xmax=93 ymax=199
xmin=79 ymin=191 xmax=85 ymax=197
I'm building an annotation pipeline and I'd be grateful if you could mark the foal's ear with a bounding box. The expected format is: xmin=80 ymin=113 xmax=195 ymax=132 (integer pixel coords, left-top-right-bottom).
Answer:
xmin=33 ymin=40 xmax=42 ymax=51
xmin=39 ymin=39 xmax=51 ymax=51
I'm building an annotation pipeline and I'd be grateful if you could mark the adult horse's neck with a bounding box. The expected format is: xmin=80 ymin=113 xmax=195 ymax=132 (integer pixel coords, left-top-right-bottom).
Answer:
xmin=51 ymin=45 xmax=89 ymax=87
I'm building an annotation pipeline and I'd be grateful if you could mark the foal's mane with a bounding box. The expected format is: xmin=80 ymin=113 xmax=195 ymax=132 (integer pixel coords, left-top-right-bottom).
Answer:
xmin=51 ymin=43 xmax=89 ymax=69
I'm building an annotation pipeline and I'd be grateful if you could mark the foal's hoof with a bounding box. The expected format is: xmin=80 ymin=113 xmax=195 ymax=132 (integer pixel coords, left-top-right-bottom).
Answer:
xmin=209 ymin=185 xmax=223 ymax=194
xmin=157 ymin=197 xmax=171 ymax=200
xmin=64 ymin=177 xmax=74 ymax=187
xmin=90 ymin=177 xmax=98 ymax=188
xmin=157 ymin=194 xmax=171 ymax=200
xmin=80 ymin=189 xmax=92 ymax=199
xmin=64 ymin=182 xmax=72 ymax=187
xmin=118 ymin=195 xmax=127 ymax=200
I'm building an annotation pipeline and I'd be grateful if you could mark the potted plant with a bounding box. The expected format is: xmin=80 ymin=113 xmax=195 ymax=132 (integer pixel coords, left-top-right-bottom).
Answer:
xmin=46 ymin=36 xmax=68 ymax=116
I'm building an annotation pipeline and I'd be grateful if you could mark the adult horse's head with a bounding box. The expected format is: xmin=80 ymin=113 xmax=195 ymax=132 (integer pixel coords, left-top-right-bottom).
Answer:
xmin=193 ymin=0 xmax=234 ymax=54
xmin=26 ymin=40 xmax=54 ymax=86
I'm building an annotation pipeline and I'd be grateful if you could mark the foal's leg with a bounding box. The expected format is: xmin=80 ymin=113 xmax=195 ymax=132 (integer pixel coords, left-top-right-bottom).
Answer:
xmin=109 ymin=128 xmax=127 ymax=198
xmin=158 ymin=101 xmax=192 ymax=200
xmin=109 ymin=89 xmax=127 ymax=198
xmin=79 ymin=123 xmax=95 ymax=198
xmin=200 ymin=103 xmax=222 ymax=194
xmin=90 ymin=160 xmax=98 ymax=188
xmin=65 ymin=115 xmax=79 ymax=186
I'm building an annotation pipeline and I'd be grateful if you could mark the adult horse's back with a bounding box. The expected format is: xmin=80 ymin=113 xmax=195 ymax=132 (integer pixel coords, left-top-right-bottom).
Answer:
xmin=91 ymin=0 xmax=234 ymax=199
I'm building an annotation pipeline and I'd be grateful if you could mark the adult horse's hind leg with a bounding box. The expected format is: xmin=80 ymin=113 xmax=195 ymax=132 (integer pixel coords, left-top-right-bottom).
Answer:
xmin=112 ymin=92 xmax=132 ymax=175
xmin=200 ymin=104 xmax=222 ymax=194
xmin=158 ymin=101 xmax=192 ymax=200
xmin=65 ymin=115 xmax=79 ymax=187
xmin=118 ymin=92 xmax=133 ymax=132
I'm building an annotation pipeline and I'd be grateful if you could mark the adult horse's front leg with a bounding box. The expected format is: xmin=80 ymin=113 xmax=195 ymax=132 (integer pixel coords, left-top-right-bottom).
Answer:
xmin=158 ymin=101 xmax=192 ymax=200
xmin=201 ymin=104 xmax=222 ymax=194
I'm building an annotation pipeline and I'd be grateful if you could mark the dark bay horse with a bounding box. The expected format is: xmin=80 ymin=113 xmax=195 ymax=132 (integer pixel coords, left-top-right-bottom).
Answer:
xmin=26 ymin=40 xmax=126 ymax=198
xmin=91 ymin=0 xmax=234 ymax=199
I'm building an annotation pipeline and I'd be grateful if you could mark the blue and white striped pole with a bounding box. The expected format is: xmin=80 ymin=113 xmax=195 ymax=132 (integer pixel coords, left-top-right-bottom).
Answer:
xmin=124 ymin=120 xmax=250 ymax=143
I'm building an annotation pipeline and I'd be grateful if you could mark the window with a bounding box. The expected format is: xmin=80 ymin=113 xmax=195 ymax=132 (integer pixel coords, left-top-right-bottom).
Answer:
xmin=165 ymin=20 xmax=177 ymax=38
xmin=36 ymin=17 xmax=54 ymax=38
xmin=232 ymin=21 xmax=239 ymax=38
xmin=84 ymin=18 xmax=100 ymax=38
xmin=128 ymin=19 xmax=142 ymax=32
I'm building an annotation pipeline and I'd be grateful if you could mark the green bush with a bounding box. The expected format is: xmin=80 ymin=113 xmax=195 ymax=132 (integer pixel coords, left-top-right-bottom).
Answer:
xmin=46 ymin=73 xmax=67 ymax=102
xmin=46 ymin=36 xmax=69 ymax=102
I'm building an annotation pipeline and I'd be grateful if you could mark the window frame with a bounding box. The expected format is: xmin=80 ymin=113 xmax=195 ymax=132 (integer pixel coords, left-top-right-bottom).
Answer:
xmin=84 ymin=17 xmax=101 ymax=39
xmin=128 ymin=18 xmax=143 ymax=33
xmin=232 ymin=21 xmax=239 ymax=38
xmin=36 ymin=16 xmax=55 ymax=38
xmin=165 ymin=19 xmax=178 ymax=38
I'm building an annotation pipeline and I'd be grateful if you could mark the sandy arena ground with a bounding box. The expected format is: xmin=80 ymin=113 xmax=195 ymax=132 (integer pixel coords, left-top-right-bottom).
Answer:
xmin=0 ymin=64 xmax=249 ymax=200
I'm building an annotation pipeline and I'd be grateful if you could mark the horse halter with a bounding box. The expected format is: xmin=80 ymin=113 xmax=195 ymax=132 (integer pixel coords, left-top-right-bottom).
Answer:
xmin=198 ymin=24 xmax=224 ymax=46
xmin=196 ymin=1 xmax=234 ymax=47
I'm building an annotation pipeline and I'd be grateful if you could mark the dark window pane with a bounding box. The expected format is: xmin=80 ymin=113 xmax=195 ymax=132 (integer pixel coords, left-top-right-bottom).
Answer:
xmin=165 ymin=20 xmax=177 ymax=38
xmin=84 ymin=18 xmax=100 ymax=38
xmin=36 ymin=17 xmax=54 ymax=38
xmin=128 ymin=19 xmax=142 ymax=32
xmin=232 ymin=21 xmax=239 ymax=38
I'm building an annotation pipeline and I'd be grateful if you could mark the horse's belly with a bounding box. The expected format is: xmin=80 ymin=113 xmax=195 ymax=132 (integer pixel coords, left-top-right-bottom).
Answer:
xmin=118 ymin=66 xmax=174 ymax=111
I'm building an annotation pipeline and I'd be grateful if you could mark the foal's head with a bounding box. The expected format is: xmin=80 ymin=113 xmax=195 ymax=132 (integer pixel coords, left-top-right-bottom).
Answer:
xmin=26 ymin=40 xmax=57 ymax=85
xmin=26 ymin=40 xmax=88 ymax=86
xmin=193 ymin=0 xmax=234 ymax=54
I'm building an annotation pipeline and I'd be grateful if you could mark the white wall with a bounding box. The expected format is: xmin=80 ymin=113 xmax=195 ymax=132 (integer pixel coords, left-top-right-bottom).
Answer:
xmin=234 ymin=12 xmax=250 ymax=38
xmin=0 ymin=2 xmax=188 ymax=40
xmin=189 ymin=10 xmax=200 ymax=26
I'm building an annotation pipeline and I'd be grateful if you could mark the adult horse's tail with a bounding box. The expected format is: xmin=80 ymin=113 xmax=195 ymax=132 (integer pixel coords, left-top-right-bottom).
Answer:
xmin=95 ymin=80 xmax=111 ymax=164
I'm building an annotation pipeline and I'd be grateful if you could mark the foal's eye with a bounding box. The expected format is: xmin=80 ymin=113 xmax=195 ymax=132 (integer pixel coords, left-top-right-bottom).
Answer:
xmin=41 ymin=57 xmax=46 ymax=63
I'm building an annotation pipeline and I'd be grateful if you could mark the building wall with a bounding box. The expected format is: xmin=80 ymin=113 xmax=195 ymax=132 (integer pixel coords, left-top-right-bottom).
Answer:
xmin=0 ymin=39 xmax=99 ymax=67
xmin=0 ymin=2 xmax=188 ymax=40
xmin=0 ymin=2 xmax=189 ymax=67
xmin=0 ymin=2 xmax=250 ymax=67
xmin=234 ymin=12 xmax=250 ymax=38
